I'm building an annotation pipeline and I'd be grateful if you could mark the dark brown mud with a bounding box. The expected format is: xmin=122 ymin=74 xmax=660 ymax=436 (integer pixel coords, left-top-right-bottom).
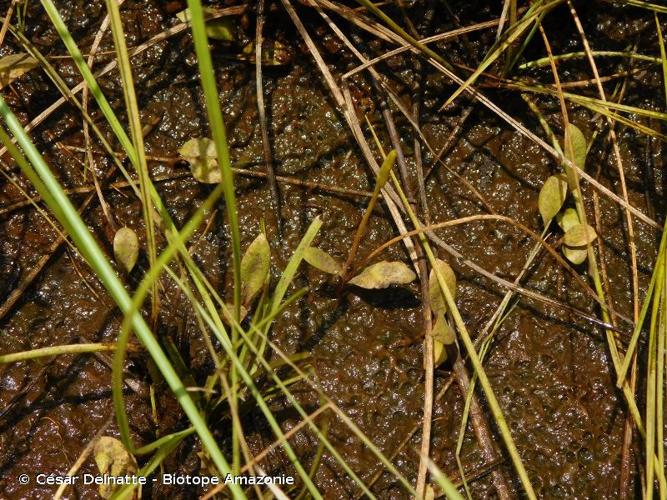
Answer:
xmin=0 ymin=0 xmax=664 ymax=498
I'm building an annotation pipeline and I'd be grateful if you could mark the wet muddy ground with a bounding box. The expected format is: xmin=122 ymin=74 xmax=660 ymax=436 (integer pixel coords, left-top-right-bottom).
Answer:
xmin=0 ymin=0 xmax=665 ymax=498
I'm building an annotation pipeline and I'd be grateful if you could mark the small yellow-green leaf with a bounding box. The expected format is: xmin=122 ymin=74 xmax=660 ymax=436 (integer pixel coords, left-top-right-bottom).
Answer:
xmin=113 ymin=227 xmax=139 ymax=273
xmin=222 ymin=303 xmax=248 ymax=325
xmin=428 ymin=259 xmax=456 ymax=316
xmin=176 ymin=8 xmax=235 ymax=40
xmin=348 ymin=261 xmax=416 ymax=289
xmin=432 ymin=316 xmax=456 ymax=345
xmin=538 ymin=174 xmax=568 ymax=225
xmin=240 ymin=233 xmax=270 ymax=306
xmin=432 ymin=316 xmax=456 ymax=367
xmin=433 ymin=339 xmax=446 ymax=367
xmin=563 ymin=245 xmax=588 ymax=265
xmin=376 ymin=150 xmax=397 ymax=189
xmin=563 ymin=223 xmax=597 ymax=247
xmin=564 ymin=123 xmax=587 ymax=172
xmin=179 ymin=137 xmax=221 ymax=183
xmin=241 ymin=41 xmax=293 ymax=66
xmin=304 ymin=247 xmax=342 ymax=275
xmin=205 ymin=18 xmax=234 ymax=41
xmin=557 ymin=207 xmax=580 ymax=233
xmin=0 ymin=53 xmax=38 ymax=89
xmin=94 ymin=436 xmax=137 ymax=498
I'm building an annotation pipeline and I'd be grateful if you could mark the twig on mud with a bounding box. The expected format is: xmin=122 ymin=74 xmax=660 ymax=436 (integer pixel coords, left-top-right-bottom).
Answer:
xmin=281 ymin=0 xmax=420 ymax=268
xmin=565 ymin=0 xmax=640 ymax=327
xmin=0 ymin=7 xmax=243 ymax=162
xmin=255 ymin=0 xmax=282 ymax=233
xmin=453 ymin=360 xmax=512 ymax=499
xmin=80 ymin=0 xmax=123 ymax=232
xmin=381 ymin=100 xmax=434 ymax=497
xmin=342 ymin=8 xmax=659 ymax=229
xmin=0 ymin=1 xmax=16 ymax=49
xmin=421 ymin=104 xmax=475 ymax=185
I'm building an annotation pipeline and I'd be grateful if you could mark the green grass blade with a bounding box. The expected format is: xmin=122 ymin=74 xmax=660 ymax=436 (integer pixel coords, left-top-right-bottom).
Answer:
xmin=0 ymin=95 xmax=246 ymax=500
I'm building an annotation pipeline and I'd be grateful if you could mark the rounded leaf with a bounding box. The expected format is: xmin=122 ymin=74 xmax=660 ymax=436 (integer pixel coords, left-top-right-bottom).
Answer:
xmin=538 ymin=174 xmax=568 ymax=225
xmin=94 ymin=436 xmax=136 ymax=498
xmin=563 ymin=245 xmax=588 ymax=265
xmin=304 ymin=247 xmax=342 ymax=275
xmin=557 ymin=207 xmax=579 ymax=233
xmin=179 ymin=137 xmax=221 ymax=183
xmin=428 ymin=259 xmax=456 ymax=316
xmin=113 ymin=227 xmax=139 ymax=273
xmin=240 ymin=233 xmax=270 ymax=306
xmin=563 ymin=223 xmax=597 ymax=247
xmin=432 ymin=316 xmax=456 ymax=367
xmin=348 ymin=261 xmax=416 ymax=289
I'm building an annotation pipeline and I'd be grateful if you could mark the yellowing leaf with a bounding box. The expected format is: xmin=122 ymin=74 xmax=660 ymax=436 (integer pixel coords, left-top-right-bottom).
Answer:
xmin=432 ymin=316 xmax=456 ymax=345
xmin=563 ymin=245 xmax=588 ymax=265
xmin=538 ymin=174 xmax=568 ymax=225
xmin=564 ymin=123 xmax=587 ymax=172
xmin=563 ymin=223 xmax=597 ymax=247
xmin=113 ymin=227 xmax=139 ymax=273
xmin=428 ymin=259 xmax=456 ymax=316
xmin=557 ymin=207 xmax=579 ymax=233
xmin=176 ymin=8 xmax=235 ymax=41
xmin=222 ymin=303 xmax=248 ymax=324
xmin=240 ymin=233 xmax=270 ymax=306
xmin=304 ymin=247 xmax=342 ymax=275
xmin=0 ymin=53 xmax=38 ymax=89
xmin=348 ymin=261 xmax=416 ymax=289
xmin=179 ymin=137 xmax=221 ymax=183
xmin=432 ymin=316 xmax=456 ymax=367
xmin=94 ymin=436 xmax=137 ymax=498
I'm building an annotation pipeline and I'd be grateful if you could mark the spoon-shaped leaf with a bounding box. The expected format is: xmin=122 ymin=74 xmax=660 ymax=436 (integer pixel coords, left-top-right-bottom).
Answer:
xmin=562 ymin=222 xmax=596 ymax=265
xmin=563 ymin=246 xmax=588 ymax=265
xmin=432 ymin=316 xmax=456 ymax=366
xmin=564 ymin=123 xmax=588 ymax=172
xmin=113 ymin=227 xmax=139 ymax=273
xmin=538 ymin=174 xmax=568 ymax=226
xmin=348 ymin=261 xmax=416 ymax=289
xmin=179 ymin=137 xmax=221 ymax=183
xmin=240 ymin=232 xmax=270 ymax=306
xmin=557 ymin=207 xmax=579 ymax=233
xmin=563 ymin=223 xmax=597 ymax=247
xmin=304 ymin=247 xmax=342 ymax=275
xmin=428 ymin=259 xmax=456 ymax=316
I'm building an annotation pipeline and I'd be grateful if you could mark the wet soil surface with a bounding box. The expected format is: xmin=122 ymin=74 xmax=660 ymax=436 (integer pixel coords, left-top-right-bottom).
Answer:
xmin=0 ymin=0 xmax=664 ymax=498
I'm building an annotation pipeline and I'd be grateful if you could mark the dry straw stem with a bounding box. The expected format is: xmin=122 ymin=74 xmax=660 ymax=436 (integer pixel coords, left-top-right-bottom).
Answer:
xmin=387 ymin=171 xmax=536 ymax=498
xmin=344 ymin=1 xmax=659 ymax=230
xmin=0 ymin=7 xmax=243 ymax=162
xmin=280 ymin=0 xmax=420 ymax=268
xmin=308 ymin=9 xmax=498 ymax=494
xmin=255 ymin=0 xmax=281 ymax=229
